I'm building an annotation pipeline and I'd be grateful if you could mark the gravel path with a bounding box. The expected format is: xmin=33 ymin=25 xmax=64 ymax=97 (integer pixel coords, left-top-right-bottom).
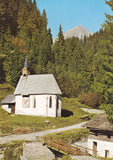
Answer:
xmin=0 ymin=121 xmax=87 ymax=144
xmin=81 ymin=108 xmax=105 ymax=114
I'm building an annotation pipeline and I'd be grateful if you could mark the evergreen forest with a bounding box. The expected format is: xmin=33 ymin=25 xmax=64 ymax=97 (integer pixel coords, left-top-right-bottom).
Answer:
xmin=1 ymin=0 xmax=113 ymax=121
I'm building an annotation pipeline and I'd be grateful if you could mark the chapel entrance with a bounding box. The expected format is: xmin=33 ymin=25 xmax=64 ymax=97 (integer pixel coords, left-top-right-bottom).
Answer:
xmin=9 ymin=104 xmax=15 ymax=114
xmin=93 ymin=141 xmax=97 ymax=156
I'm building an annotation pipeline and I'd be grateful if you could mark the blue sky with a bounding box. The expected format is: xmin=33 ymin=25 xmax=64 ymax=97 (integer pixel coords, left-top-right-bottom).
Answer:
xmin=36 ymin=0 xmax=112 ymax=38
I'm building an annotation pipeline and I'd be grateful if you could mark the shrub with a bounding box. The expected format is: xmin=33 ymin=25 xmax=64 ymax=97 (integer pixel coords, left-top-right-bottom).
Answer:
xmin=2 ymin=141 xmax=23 ymax=160
xmin=78 ymin=92 xmax=87 ymax=104
xmin=3 ymin=147 xmax=13 ymax=160
xmin=78 ymin=91 xmax=101 ymax=108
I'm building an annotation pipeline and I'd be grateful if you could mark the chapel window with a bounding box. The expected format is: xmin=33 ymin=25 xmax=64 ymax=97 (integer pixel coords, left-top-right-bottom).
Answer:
xmin=49 ymin=96 xmax=52 ymax=108
xmin=34 ymin=96 xmax=36 ymax=108
xmin=23 ymin=95 xmax=29 ymax=108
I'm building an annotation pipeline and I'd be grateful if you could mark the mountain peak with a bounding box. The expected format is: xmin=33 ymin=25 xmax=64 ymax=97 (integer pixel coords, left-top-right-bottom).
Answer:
xmin=63 ymin=25 xmax=93 ymax=39
xmin=53 ymin=25 xmax=93 ymax=43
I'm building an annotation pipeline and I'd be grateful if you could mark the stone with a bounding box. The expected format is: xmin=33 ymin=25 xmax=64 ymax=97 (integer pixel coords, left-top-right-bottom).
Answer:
xmin=21 ymin=141 xmax=55 ymax=160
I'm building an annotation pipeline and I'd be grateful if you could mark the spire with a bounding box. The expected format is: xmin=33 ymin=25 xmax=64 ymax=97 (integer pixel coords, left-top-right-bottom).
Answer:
xmin=24 ymin=56 xmax=28 ymax=69
xmin=22 ymin=57 xmax=30 ymax=78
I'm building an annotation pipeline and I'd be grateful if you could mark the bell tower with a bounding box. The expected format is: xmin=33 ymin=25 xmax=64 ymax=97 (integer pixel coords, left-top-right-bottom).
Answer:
xmin=22 ymin=57 xmax=30 ymax=78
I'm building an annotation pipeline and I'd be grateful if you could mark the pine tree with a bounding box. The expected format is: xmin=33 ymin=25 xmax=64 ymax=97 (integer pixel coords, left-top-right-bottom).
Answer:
xmin=53 ymin=24 xmax=65 ymax=66
xmin=91 ymin=0 xmax=113 ymax=103
xmin=57 ymin=24 xmax=65 ymax=48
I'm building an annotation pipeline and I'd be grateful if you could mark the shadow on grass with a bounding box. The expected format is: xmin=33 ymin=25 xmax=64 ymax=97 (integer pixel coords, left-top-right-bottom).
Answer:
xmin=61 ymin=109 xmax=73 ymax=117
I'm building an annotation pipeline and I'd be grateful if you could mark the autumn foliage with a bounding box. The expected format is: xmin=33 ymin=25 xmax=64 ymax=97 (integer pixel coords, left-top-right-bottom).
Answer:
xmin=12 ymin=36 xmax=29 ymax=54
xmin=78 ymin=91 xmax=101 ymax=108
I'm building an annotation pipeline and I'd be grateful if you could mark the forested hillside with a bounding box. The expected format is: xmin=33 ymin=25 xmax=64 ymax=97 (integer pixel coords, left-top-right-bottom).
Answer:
xmin=0 ymin=0 xmax=113 ymax=121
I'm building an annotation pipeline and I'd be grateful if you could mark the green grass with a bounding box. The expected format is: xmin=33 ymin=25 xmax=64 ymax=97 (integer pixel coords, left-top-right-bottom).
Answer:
xmin=44 ymin=128 xmax=89 ymax=144
xmin=0 ymin=84 xmax=96 ymax=134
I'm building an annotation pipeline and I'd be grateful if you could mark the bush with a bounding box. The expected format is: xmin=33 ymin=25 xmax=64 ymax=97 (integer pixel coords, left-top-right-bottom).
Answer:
xmin=78 ymin=92 xmax=87 ymax=104
xmin=3 ymin=147 xmax=13 ymax=160
xmin=78 ymin=91 xmax=101 ymax=108
xmin=2 ymin=141 xmax=23 ymax=160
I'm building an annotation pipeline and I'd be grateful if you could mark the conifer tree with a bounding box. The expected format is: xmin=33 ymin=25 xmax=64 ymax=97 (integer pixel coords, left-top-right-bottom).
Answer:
xmin=91 ymin=0 xmax=113 ymax=103
xmin=53 ymin=24 xmax=65 ymax=66
xmin=57 ymin=24 xmax=65 ymax=48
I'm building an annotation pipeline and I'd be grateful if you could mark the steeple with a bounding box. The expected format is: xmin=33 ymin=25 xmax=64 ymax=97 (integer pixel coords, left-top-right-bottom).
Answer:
xmin=24 ymin=56 xmax=28 ymax=69
xmin=22 ymin=57 xmax=30 ymax=78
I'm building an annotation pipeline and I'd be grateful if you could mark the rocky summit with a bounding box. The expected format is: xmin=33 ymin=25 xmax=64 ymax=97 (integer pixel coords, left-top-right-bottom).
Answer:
xmin=63 ymin=25 xmax=93 ymax=39
xmin=53 ymin=25 xmax=93 ymax=43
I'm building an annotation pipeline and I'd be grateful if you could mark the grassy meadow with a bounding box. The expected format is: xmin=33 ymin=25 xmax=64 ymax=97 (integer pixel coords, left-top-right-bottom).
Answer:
xmin=0 ymin=84 xmax=95 ymax=134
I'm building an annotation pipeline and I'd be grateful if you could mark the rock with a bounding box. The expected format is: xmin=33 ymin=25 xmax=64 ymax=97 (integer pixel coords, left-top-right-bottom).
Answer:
xmin=21 ymin=141 xmax=55 ymax=160
xmin=45 ymin=120 xmax=50 ymax=124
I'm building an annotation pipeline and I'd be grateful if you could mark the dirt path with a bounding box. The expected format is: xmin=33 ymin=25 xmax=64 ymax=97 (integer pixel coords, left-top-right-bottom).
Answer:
xmin=81 ymin=108 xmax=105 ymax=114
xmin=0 ymin=121 xmax=87 ymax=144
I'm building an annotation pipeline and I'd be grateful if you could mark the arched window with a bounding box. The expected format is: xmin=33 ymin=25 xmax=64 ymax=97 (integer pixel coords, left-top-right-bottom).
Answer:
xmin=34 ymin=96 xmax=36 ymax=108
xmin=49 ymin=96 xmax=52 ymax=108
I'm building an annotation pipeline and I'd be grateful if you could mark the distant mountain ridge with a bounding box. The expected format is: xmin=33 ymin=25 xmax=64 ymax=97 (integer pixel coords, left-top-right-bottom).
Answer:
xmin=53 ymin=25 xmax=93 ymax=43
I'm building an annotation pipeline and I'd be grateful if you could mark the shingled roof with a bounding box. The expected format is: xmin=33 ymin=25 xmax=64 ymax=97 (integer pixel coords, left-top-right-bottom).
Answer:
xmin=1 ymin=94 xmax=15 ymax=104
xmin=14 ymin=74 xmax=62 ymax=95
xmin=83 ymin=114 xmax=113 ymax=131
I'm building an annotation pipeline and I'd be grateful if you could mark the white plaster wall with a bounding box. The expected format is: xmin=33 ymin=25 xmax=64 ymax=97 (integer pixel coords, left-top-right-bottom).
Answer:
xmin=88 ymin=138 xmax=113 ymax=158
xmin=2 ymin=105 xmax=11 ymax=113
xmin=57 ymin=97 xmax=61 ymax=117
xmin=36 ymin=95 xmax=47 ymax=116
xmin=15 ymin=95 xmax=23 ymax=114
xmin=15 ymin=95 xmax=47 ymax=116
xmin=15 ymin=94 xmax=61 ymax=117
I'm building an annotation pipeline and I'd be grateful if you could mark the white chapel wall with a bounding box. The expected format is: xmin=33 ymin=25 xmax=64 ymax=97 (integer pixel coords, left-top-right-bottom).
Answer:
xmin=15 ymin=94 xmax=61 ymax=117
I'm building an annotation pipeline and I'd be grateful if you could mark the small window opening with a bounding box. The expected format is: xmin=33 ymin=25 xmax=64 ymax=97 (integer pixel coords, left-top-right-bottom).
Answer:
xmin=49 ymin=96 xmax=52 ymax=108
xmin=107 ymin=135 xmax=111 ymax=139
xmin=23 ymin=95 xmax=29 ymax=97
xmin=56 ymin=96 xmax=59 ymax=109
xmin=34 ymin=97 xmax=36 ymax=108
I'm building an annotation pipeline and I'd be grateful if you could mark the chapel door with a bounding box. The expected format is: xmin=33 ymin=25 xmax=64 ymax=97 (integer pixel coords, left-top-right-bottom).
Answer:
xmin=9 ymin=104 xmax=15 ymax=114
xmin=93 ymin=141 xmax=97 ymax=156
